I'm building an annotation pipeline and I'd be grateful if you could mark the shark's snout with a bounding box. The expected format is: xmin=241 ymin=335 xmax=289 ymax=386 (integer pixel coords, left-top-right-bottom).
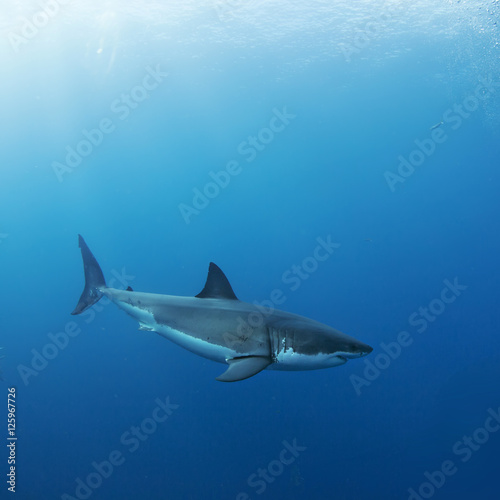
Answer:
xmin=358 ymin=342 xmax=373 ymax=356
xmin=340 ymin=341 xmax=373 ymax=359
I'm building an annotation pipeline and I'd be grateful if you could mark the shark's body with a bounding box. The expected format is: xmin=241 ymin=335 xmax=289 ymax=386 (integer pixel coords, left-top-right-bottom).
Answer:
xmin=72 ymin=235 xmax=373 ymax=382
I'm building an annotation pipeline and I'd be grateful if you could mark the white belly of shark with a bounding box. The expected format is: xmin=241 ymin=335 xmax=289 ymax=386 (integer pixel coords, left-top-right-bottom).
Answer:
xmin=271 ymin=349 xmax=347 ymax=371
xmin=71 ymin=235 xmax=373 ymax=382
xmin=154 ymin=323 xmax=239 ymax=364
xmin=108 ymin=298 xmax=239 ymax=363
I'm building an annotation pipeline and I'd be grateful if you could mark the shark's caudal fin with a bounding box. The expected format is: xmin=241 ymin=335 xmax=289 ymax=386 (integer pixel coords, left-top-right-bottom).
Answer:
xmin=71 ymin=235 xmax=106 ymax=315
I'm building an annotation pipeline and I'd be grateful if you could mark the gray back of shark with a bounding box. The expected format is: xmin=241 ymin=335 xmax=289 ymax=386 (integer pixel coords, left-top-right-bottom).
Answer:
xmin=72 ymin=235 xmax=373 ymax=382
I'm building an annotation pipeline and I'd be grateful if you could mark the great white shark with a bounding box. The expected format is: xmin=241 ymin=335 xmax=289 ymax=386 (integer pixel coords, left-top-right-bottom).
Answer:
xmin=72 ymin=235 xmax=373 ymax=382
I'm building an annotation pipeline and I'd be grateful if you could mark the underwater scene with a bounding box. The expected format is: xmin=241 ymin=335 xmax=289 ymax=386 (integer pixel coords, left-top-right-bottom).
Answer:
xmin=1 ymin=1 xmax=500 ymax=499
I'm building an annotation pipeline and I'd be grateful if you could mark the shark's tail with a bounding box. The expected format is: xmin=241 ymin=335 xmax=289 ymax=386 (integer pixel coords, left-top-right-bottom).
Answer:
xmin=71 ymin=234 xmax=106 ymax=315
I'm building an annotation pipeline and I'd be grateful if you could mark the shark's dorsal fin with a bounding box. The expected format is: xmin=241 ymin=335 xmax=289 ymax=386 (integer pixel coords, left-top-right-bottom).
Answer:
xmin=196 ymin=262 xmax=238 ymax=300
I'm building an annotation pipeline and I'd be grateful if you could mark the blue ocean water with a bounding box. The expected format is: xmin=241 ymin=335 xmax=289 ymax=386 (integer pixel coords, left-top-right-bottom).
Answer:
xmin=1 ymin=1 xmax=500 ymax=499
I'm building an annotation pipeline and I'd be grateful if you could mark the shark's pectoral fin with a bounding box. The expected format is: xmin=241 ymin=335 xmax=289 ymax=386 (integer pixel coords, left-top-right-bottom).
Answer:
xmin=216 ymin=356 xmax=272 ymax=382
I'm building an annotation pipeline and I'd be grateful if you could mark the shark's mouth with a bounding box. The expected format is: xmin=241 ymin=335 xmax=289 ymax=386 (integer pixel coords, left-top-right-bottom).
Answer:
xmin=334 ymin=351 xmax=364 ymax=362
xmin=331 ymin=355 xmax=349 ymax=365
xmin=335 ymin=346 xmax=372 ymax=360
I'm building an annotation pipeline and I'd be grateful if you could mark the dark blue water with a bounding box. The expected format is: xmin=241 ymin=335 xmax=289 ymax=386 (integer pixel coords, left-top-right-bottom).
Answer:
xmin=1 ymin=1 xmax=500 ymax=499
